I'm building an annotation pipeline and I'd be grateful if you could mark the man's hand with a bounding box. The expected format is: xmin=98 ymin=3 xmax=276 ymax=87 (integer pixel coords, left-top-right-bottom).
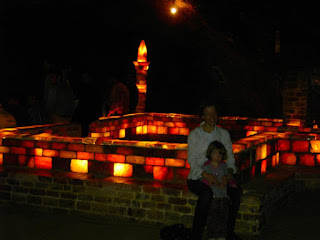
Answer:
xmin=202 ymin=171 xmax=218 ymax=185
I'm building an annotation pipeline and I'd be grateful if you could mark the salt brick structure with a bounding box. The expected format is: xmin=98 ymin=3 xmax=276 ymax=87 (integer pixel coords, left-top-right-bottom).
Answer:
xmin=1 ymin=113 xmax=320 ymax=237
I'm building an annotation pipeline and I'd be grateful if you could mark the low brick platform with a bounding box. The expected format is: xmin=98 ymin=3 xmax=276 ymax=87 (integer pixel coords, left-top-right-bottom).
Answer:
xmin=1 ymin=165 xmax=320 ymax=239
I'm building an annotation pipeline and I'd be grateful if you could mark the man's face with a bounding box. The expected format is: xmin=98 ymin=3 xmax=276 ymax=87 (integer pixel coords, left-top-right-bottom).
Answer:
xmin=202 ymin=106 xmax=218 ymax=126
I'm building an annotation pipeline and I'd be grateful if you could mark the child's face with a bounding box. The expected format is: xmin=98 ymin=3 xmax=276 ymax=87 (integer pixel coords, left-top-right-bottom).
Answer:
xmin=210 ymin=149 xmax=223 ymax=163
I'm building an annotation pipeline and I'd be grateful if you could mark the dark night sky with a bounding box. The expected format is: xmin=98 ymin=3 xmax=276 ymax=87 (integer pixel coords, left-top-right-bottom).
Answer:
xmin=0 ymin=0 xmax=320 ymax=116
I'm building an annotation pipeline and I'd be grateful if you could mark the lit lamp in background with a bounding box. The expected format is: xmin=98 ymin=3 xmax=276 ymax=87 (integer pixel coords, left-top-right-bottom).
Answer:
xmin=133 ymin=40 xmax=150 ymax=112
xmin=170 ymin=6 xmax=177 ymax=14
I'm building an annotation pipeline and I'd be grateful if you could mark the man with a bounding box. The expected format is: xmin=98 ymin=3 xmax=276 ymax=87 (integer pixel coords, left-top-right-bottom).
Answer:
xmin=187 ymin=102 xmax=242 ymax=240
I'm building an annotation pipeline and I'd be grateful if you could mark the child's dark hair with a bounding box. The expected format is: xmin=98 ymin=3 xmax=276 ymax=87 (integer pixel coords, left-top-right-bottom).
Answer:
xmin=206 ymin=141 xmax=227 ymax=160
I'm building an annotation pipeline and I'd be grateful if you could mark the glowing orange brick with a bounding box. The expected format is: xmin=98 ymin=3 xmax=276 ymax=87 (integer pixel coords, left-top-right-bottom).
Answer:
xmin=0 ymin=153 xmax=3 ymax=165
xmin=175 ymin=122 xmax=186 ymax=127
xmin=119 ymin=129 xmax=126 ymax=138
xmin=29 ymin=148 xmax=43 ymax=156
xmin=43 ymin=149 xmax=59 ymax=157
xmin=146 ymin=157 xmax=164 ymax=166
xmin=164 ymin=122 xmax=175 ymax=127
xmin=107 ymin=154 xmax=125 ymax=163
xmin=35 ymin=156 xmax=52 ymax=169
xmin=271 ymin=155 xmax=277 ymax=167
xmin=261 ymin=159 xmax=267 ymax=174
xmin=126 ymin=155 xmax=145 ymax=164
xmin=165 ymin=158 xmax=185 ymax=167
xmin=153 ymin=166 xmax=173 ymax=180
xmin=77 ymin=152 xmax=94 ymax=160
xmin=157 ymin=126 xmax=168 ymax=134
xmin=255 ymin=144 xmax=267 ymax=161
xmin=298 ymin=154 xmax=315 ymax=167
xmin=0 ymin=146 xmax=10 ymax=153
xmin=176 ymin=150 xmax=188 ymax=160
xmin=147 ymin=125 xmax=157 ymax=134
xmin=92 ymin=133 xmax=102 ymax=137
xmin=246 ymin=131 xmax=257 ymax=137
xmin=136 ymin=126 xmax=143 ymax=134
xmin=113 ymin=163 xmax=133 ymax=177
xmin=253 ymin=126 xmax=265 ymax=131
xmin=142 ymin=125 xmax=148 ymax=134
xmin=278 ymin=139 xmax=290 ymax=151
xmin=70 ymin=159 xmax=88 ymax=173
xmin=168 ymin=127 xmax=179 ymax=135
xmin=60 ymin=151 xmax=77 ymax=159
xmin=144 ymin=165 xmax=153 ymax=174
xmin=310 ymin=140 xmax=320 ymax=153
xmin=179 ymin=128 xmax=190 ymax=136
xmin=292 ymin=140 xmax=309 ymax=152
xmin=280 ymin=153 xmax=296 ymax=165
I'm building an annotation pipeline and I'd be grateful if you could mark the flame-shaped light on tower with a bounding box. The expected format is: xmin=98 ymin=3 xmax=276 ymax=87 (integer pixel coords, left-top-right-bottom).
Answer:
xmin=133 ymin=40 xmax=150 ymax=112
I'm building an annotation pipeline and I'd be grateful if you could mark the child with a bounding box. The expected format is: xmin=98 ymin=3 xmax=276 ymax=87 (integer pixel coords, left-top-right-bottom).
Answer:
xmin=201 ymin=141 xmax=231 ymax=240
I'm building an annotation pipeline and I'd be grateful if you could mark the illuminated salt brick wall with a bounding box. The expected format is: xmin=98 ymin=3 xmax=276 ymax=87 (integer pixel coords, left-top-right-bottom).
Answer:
xmin=0 ymin=132 xmax=190 ymax=182
xmin=89 ymin=113 xmax=284 ymax=142
xmin=1 ymin=115 xmax=320 ymax=184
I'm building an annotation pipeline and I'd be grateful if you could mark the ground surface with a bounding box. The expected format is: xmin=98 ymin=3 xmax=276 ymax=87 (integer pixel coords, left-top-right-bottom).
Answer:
xmin=1 ymin=191 xmax=320 ymax=240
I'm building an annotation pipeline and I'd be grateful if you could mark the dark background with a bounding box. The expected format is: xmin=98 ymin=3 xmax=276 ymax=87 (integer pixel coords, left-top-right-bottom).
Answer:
xmin=0 ymin=0 xmax=319 ymax=117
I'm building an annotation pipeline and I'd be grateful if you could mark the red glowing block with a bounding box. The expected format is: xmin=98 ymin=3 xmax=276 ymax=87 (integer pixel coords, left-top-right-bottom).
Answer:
xmin=77 ymin=152 xmax=94 ymax=160
xmin=186 ymin=161 xmax=190 ymax=168
xmin=43 ymin=149 xmax=59 ymax=157
xmin=271 ymin=155 xmax=277 ymax=167
xmin=18 ymin=155 xmax=27 ymax=166
xmin=165 ymin=158 xmax=185 ymax=167
xmin=261 ymin=159 xmax=267 ymax=174
xmin=179 ymin=128 xmax=190 ymax=136
xmin=35 ymin=156 xmax=52 ymax=169
xmin=153 ymin=166 xmax=173 ymax=180
xmin=292 ymin=140 xmax=309 ymax=152
xmin=168 ymin=127 xmax=179 ymax=135
xmin=277 ymin=139 xmax=290 ymax=151
xmin=0 ymin=153 xmax=3 ymax=165
xmin=146 ymin=157 xmax=164 ymax=166
xmin=246 ymin=131 xmax=257 ymax=137
xmin=144 ymin=165 xmax=153 ymax=174
xmin=107 ymin=154 xmax=125 ymax=163
xmin=298 ymin=154 xmax=315 ymax=167
xmin=113 ymin=163 xmax=133 ymax=177
xmin=316 ymin=155 xmax=320 ymax=165
xmin=147 ymin=125 xmax=158 ymax=134
xmin=175 ymin=168 xmax=190 ymax=180
xmin=251 ymin=166 xmax=255 ymax=178
xmin=280 ymin=153 xmax=297 ymax=165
